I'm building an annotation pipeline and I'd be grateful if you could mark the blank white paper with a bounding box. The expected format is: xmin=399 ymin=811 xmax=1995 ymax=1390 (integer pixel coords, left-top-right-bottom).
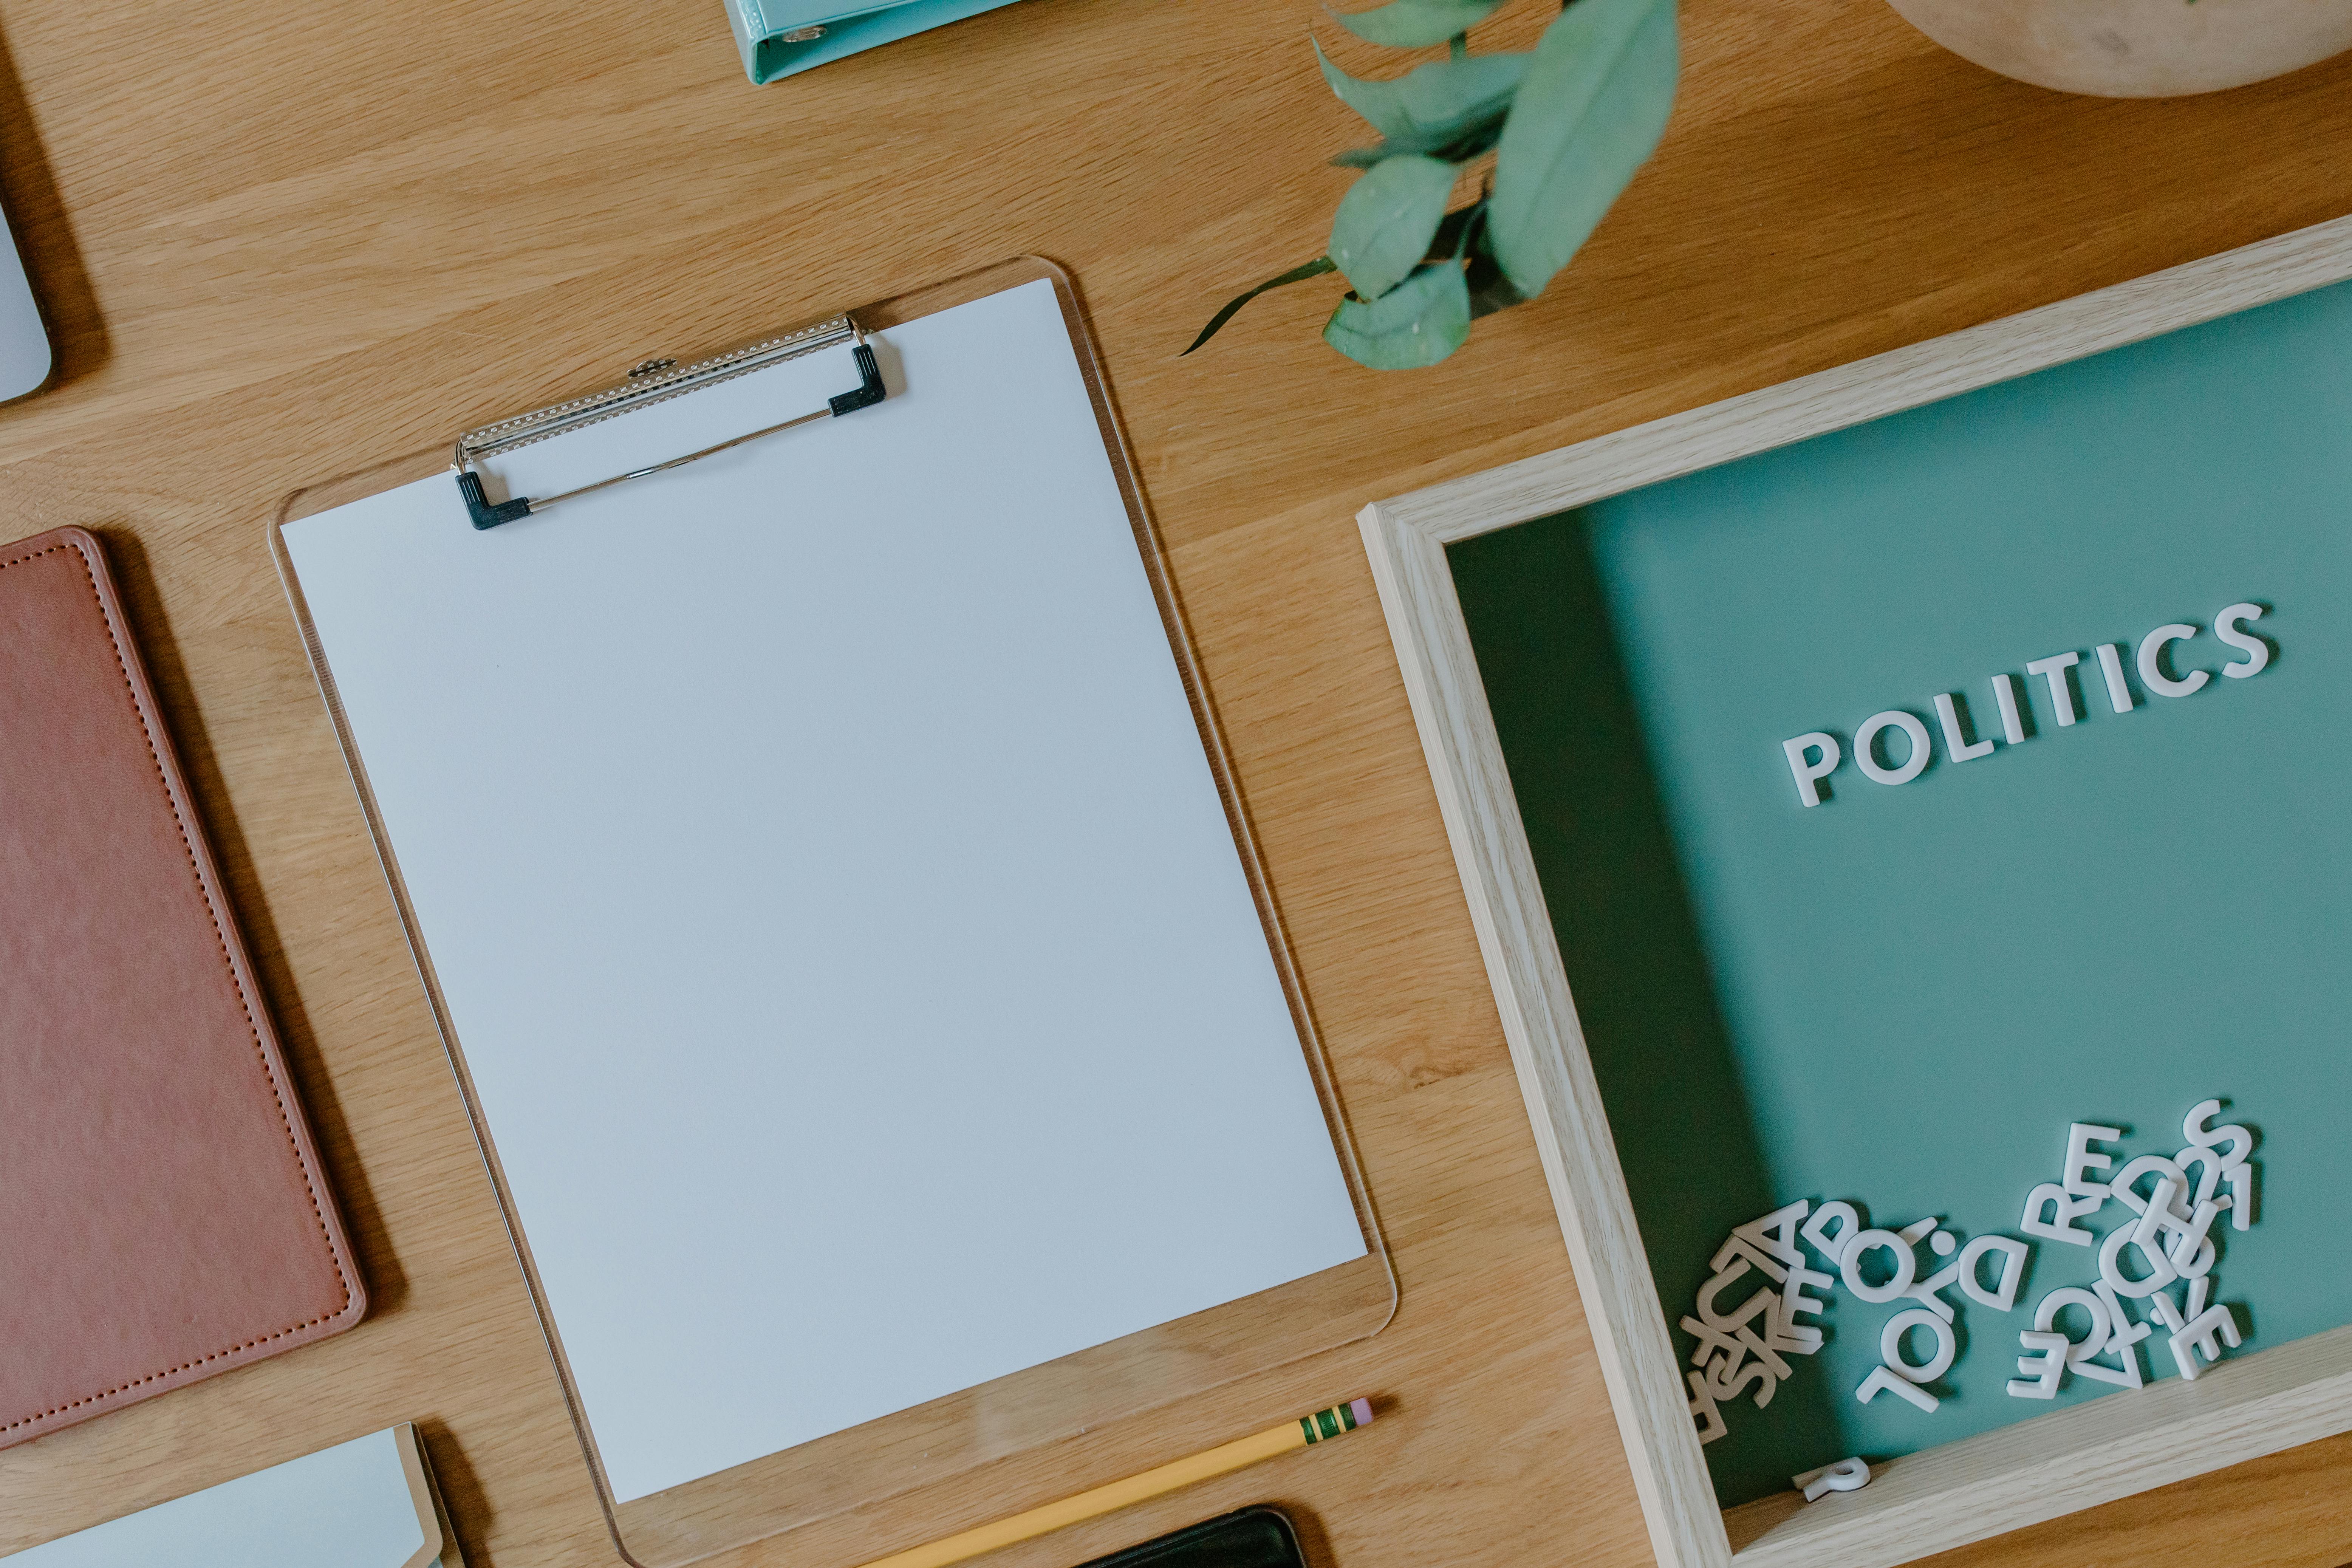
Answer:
xmin=8 ymin=1427 xmax=433 ymax=1567
xmin=282 ymin=279 xmax=1367 ymax=1503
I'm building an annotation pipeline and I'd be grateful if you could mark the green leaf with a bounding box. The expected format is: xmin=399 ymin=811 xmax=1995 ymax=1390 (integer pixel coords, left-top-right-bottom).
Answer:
xmin=1182 ymin=256 xmax=1338 ymax=355
xmin=1315 ymin=39 xmax=1529 ymax=147
xmin=1330 ymin=0 xmax=1507 ymax=50
xmin=1329 ymin=154 xmax=1461 ymax=302
xmin=1322 ymin=263 xmax=1472 ymax=368
xmin=1488 ymin=0 xmax=1678 ymax=300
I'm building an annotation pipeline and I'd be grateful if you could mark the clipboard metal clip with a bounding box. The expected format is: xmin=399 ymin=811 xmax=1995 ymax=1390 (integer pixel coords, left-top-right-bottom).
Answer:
xmin=452 ymin=314 xmax=886 ymax=530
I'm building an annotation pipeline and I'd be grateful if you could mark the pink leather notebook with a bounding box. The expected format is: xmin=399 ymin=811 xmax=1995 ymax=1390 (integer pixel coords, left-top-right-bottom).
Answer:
xmin=0 ymin=527 xmax=365 ymax=1450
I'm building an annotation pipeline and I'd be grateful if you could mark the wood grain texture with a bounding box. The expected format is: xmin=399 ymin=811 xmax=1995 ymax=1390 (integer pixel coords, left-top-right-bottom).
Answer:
xmin=1380 ymin=213 xmax=2352 ymax=546
xmin=1 ymin=1 xmax=2350 ymax=1566
xmin=1357 ymin=500 xmax=1723 ymax=1568
xmin=1358 ymin=219 xmax=2352 ymax=1568
xmin=1724 ymin=1328 xmax=2352 ymax=1568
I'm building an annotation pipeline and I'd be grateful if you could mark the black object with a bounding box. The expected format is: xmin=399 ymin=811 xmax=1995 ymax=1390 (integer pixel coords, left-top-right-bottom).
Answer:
xmin=457 ymin=470 xmax=532 ymax=530
xmin=829 ymin=342 xmax=887 ymax=415
xmin=1078 ymin=1507 xmax=1310 ymax=1568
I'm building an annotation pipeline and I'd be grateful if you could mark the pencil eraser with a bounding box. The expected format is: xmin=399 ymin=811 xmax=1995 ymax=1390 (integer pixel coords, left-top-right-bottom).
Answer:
xmin=1349 ymin=1398 xmax=1374 ymax=1428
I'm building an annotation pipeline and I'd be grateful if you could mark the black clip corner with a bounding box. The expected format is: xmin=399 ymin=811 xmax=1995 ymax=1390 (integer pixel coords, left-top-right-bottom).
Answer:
xmin=827 ymin=342 xmax=886 ymax=418
xmin=458 ymin=470 xmax=534 ymax=531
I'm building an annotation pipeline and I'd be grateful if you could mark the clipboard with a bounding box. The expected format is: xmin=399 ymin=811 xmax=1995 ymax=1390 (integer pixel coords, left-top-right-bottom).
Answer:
xmin=269 ymin=258 xmax=1396 ymax=1568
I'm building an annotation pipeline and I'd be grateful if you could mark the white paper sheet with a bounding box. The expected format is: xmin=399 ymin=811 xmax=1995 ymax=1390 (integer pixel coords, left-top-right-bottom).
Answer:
xmin=281 ymin=279 xmax=1367 ymax=1503
xmin=9 ymin=1427 xmax=439 ymax=1567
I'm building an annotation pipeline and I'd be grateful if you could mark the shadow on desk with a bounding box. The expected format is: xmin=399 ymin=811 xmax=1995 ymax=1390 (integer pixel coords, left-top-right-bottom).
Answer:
xmin=96 ymin=525 xmax=407 ymax=1317
xmin=0 ymin=18 xmax=107 ymax=390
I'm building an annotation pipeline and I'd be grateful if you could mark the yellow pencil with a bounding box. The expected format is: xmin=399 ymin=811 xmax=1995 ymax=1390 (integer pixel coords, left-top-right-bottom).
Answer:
xmin=855 ymin=1399 xmax=1377 ymax=1568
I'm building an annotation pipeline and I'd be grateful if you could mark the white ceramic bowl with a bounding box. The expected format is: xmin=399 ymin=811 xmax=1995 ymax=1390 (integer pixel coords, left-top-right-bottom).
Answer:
xmin=1886 ymin=0 xmax=2352 ymax=96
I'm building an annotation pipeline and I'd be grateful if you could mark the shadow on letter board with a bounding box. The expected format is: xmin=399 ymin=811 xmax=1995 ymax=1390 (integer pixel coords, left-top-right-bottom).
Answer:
xmin=1450 ymin=515 xmax=1845 ymax=1504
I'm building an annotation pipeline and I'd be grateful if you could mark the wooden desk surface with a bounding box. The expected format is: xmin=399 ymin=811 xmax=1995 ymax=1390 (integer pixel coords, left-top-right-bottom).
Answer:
xmin=1 ymin=2 xmax=2347 ymax=1564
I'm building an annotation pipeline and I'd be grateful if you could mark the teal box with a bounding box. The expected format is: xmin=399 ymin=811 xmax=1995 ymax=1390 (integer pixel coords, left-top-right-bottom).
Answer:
xmin=724 ymin=0 xmax=1026 ymax=82
xmin=1452 ymin=276 xmax=2352 ymax=1508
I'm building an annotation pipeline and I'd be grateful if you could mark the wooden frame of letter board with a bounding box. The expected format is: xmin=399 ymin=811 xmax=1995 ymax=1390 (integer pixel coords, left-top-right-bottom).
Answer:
xmin=1357 ymin=214 xmax=2352 ymax=1568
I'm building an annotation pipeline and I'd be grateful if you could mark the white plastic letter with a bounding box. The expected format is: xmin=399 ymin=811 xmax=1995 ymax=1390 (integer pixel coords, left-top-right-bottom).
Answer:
xmin=1959 ymin=1234 xmax=2031 ymax=1310
xmin=2092 ymin=1280 xmax=2151 ymax=1378
xmin=1840 ymin=1230 xmax=1917 ymax=1304
xmin=2107 ymin=1153 xmax=2189 ymax=1217
xmin=2094 ymin=1279 xmax=2152 ymax=1354
xmin=1682 ymin=1313 xmax=1743 ymax=1368
xmin=1896 ymin=1223 xmax=1956 ymax=1320
xmin=2021 ymin=1183 xmax=2098 ymax=1246
xmin=2182 ymin=1100 xmax=2255 ymax=1167
xmin=2136 ymin=623 xmax=2209 ymax=698
xmin=2026 ymin=652 xmax=2081 ymax=726
xmin=1801 ymin=1201 xmax=1859 ymax=1266
xmin=1795 ymin=1457 xmax=1871 ymax=1501
xmin=1766 ymin=1292 xmax=1825 ymax=1358
xmin=2073 ymin=1280 xmax=2149 ymax=1388
xmin=1687 ymin=1368 xmax=1728 ymax=1445
xmin=1934 ymin=693 xmax=1994 ymax=761
xmin=1707 ymin=1341 xmax=1779 ymax=1408
xmin=2007 ymin=1330 xmax=2069 ymax=1398
xmin=1991 ymin=673 xmax=2027 ymax=744
xmin=1856 ymin=1365 xmax=1938 ymax=1412
xmin=2063 ymin=1124 xmax=2124 ymax=1199
xmin=2033 ymin=1285 xmax=2112 ymax=1362
xmin=2174 ymin=1142 xmax=2230 ymax=1212
xmin=2098 ymin=1221 xmax=2178 ymax=1299
xmin=1733 ymin=1201 xmax=1811 ymax=1267
xmin=1712 ymin=1234 xmax=1791 ymax=1285
xmin=2149 ymin=1274 xmax=2209 ymax=1340
xmin=1855 ymin=711 xmax=1931 ymax=785
xmin=1783 ymin=733 xmax=1841 ymax=808
xmin=2224 ymin=1161 xmax=2256 ymax=1230
xmin=1731 ymin=1322 xmax=1792 ymax=1382
xmin=2131 ymin=1177 xmax=2197 ymax=1255
xmin=2166 ymin=1199 xmax=2225 ymax=1277
xmin=1880 ymin=1308 xmax=1957 ymax=1383
xmin=2214 ymin=603 xmax=2270 ymax=678
xmin=2095 ymin=643 xmax=2134 ymax=713
xmin=1696 ymin=1261 xmax=1775 ymax=1331
xmin=2166 ymin=1303 xmax=2242 ymax=1380
xmin=1903 ymin=1257 xmax=1963 ymax=1323
xmin=2072 ymin=1346 xmax=2144 ymax=1388
xmin=1782 ymin=1264 xmax=1834 ymax=1336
